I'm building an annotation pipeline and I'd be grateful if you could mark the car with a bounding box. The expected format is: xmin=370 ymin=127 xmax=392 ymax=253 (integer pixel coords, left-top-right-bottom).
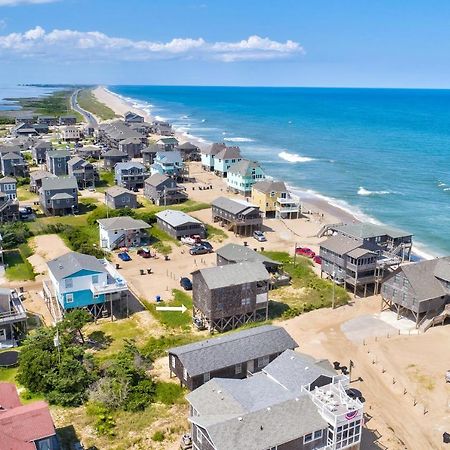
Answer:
xmin=118 ymin=252 xmax=131 ymax=261
xmin=181 ymin=235 xmax=202 ymax=246
xmin=313 ymin=255 xmax=322 ymax=264
xmin=199 ymin=241 xmax=213 ymax=252
xmin=180 ymin=433 xmax=193 ymax=450
xmin=137 ymin=247 xmax=151 ymax=258
xmin=180 ymin=277 xmax=192 ymax=291
xmin=253 ymin=230 xmax=267 ymax=242
xmin=189 ymin=245 xmax=210 ymax=255
xmin=295 ymin=247 xmax=316 ymax=258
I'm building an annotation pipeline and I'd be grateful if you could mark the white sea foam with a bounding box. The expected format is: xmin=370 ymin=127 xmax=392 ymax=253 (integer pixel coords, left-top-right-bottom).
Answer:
xmin=357 ymin=187 xmax=394 ymax=196
xmin=443 ymin=188 xmax=450 ymax=191
xmin=278 ymin=151 xmax=315 ymax=163
xmin=223 ymin=137 xmax=254 ymax=142
xmin=438 ymin=182 xmax=446 ymax=187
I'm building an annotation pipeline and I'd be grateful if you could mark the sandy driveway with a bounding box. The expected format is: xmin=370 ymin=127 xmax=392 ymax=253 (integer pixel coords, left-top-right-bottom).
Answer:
xmin=28 ymin=234 xmax=70 ymax=277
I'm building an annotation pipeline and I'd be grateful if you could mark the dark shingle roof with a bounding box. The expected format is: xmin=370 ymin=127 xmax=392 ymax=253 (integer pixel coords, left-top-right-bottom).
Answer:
xmin=105 ymin=185 xmax=135 ymax=198
xmin=228 ymin=159 xmax=263 ymax=177
xmin=169 ymin=325 xmax=298 ymax=377
xmin=217 ymin=243 xmax=280 ymax=267
xmin=47 ymin=251 xmax=106 ymax=281
xmin=252 ymin=180 xmax=287 ymax=194
xmin=212 ymin=196 xmax=259 ymax=215
xmin=41 ymin=176 xmax=78 ymax=191
xmin=144 ymin=173 xmax=169 ymax=187
xmin=215 ymin=146 xmax=241 ymax=160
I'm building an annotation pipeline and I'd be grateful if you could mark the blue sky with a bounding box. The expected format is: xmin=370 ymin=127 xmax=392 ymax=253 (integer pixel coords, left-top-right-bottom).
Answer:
xmin=0 ymin=0 xmax=449 ymax=87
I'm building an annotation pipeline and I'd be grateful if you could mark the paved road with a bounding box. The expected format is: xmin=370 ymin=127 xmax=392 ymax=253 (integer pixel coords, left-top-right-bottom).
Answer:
xmin=70 ymin=89 xmax=98 ymax=128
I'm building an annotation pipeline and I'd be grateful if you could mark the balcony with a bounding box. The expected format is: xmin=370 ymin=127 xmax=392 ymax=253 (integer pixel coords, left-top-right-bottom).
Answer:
xmin=90 ymin=260 xmax=128 ymax=295
xmin=0 ymin=293 xmax=27 ymax=325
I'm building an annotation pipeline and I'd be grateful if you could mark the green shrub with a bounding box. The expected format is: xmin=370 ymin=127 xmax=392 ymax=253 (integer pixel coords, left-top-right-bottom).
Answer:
xmin=0 ymin=222 xmax=32 ymax=249
xmin=152 ymin=430 xmax=165 ymax=442
xmin=154 ymin=382 xmax=186 ymax=405
xmin=86 ymin=402 xmax=116 ymax=436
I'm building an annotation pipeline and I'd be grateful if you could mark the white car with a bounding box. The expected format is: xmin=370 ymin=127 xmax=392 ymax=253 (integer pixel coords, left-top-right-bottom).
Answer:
xmin=253 ymin=230 xmax=267 ymax=242
xmin=181 ymin=235 xmax=202 ymax=246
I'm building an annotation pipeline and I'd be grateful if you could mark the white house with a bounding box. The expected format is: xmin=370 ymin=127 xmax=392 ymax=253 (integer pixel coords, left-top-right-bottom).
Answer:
xmin=97 ymin=216 xmax=151 ymax=251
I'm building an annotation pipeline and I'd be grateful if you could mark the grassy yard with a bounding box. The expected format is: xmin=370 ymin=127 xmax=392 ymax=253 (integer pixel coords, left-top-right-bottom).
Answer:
xmin=77 ymin=89 xmax=117 ymax=121
xmin=149 ymin=226 xmax=179 ymax=255
xmin=262 ymin=251 xmax=350 ymax=319
xmin=96 ymin=170 xmax=115 ymax=192
xmin=0 ymin=366 xmax=17 ymax=382
xmin=206 ymin=224 xmax=227 ymax=242
xmin=17 ymin=185 xmax=38 ymax=202
xmin=4 ymin=243 xmax=36 ymax=281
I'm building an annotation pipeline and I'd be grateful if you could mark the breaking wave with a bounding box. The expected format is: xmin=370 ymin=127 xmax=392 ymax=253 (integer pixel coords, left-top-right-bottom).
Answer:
xmin=278 ymin=151 xmax=315 ymax=163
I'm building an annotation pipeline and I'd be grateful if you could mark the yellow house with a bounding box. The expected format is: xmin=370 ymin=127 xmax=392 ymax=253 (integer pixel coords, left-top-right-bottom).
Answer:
xmin=251 ymin=180 xmax=301 ymax=219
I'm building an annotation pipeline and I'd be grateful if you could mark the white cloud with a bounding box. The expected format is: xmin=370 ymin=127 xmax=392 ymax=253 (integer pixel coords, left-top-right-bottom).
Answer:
xmin=0 ymin=0 xmax=58 ymax=6
xmin=0 ymin=26 xmax=304 ymax=62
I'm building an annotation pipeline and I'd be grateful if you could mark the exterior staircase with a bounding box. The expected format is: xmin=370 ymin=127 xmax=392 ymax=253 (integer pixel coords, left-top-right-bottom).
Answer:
xmin=316 ymin=222 xmax=343 ymax=238
xmin=420 ymin=304 xmax=450 ymax=332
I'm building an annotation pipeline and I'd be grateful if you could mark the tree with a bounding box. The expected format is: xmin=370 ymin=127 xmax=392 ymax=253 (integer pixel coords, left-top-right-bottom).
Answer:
xmin=61 ymin=309 xmax=92 ymax=344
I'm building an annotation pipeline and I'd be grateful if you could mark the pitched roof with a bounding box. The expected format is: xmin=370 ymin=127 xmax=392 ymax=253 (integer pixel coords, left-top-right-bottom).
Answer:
xmin=157 ymin=137 xmax=179 ymax=144
xmin=215 ymin=146 xmax=241 ymax=160
xmin=0 ymin=176 xmax=16 ymax=184
xmin=103 ymin=148 xmax=127 ymax=158
xmin=142 ymin=144 xmax=159 ymax=154
xmin=105 ymin=185 xmax=136 ymax=198
xmin=212 ymin=196 xmax=259 ymax=215
xmin=216 ymin=243 xmax=280 ymax=267
xmin=333 ymin=222 xmax=412 ymax=240
xmin=252 ymin=180 xmax=287 ymax=194
xmin=33 ymin=140 xmax=52 ymax=149
xmin=156 ymin=150 xmax=183 ymax=164
xmin=155 ymin=209 xmax=201 ymax=227
xmin=115 ymin=161 xmax=146 ymax=171
xmin=119 ymin=137 xmax=142 ymax=145
xmin=0 ymin=383 xmax=21 ymax=409
xmin=228 ymin=159 xmax=263 ymax=177
xmin=47 ymin=251 xmax=106 ymax=281
xmin=320 ymin=234 xmax=363 ymax=255
xmin=178 ymin=141 xmax=199 ymax=151
xmin=50 ymin=192 xmax=74 ymax=201
xmin=30 ymin=170 xmax=56 ymax=182
xmin=202 ymin=142 xmax=226 ymax=155
xmin=169 ymin=325 xmax=298 ymax=377
xmin=67 ymin=156 xmax=85 ymax=166
xmin=46 ymin=150 xmax=70 ymax=158
xmin=194 ymin=261 xmax=269 ymax=290
xmin=97 ymin=216 xmax=150 ymax=231
xmin=1 ymin=152 xmax=23 ymax=161
xmin=41 ymin=176 xmax=78 ymax=191
xmin=144 ymin=173 xmax=170 ymax=187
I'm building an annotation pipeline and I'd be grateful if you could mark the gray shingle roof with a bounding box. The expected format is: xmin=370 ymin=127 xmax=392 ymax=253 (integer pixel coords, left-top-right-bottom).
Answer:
xmin=97 ymin=216 xmax=150 ymax=231
xmin=0 ymin=176 xmax=16 ymax=184
xmin=217 ymin=243 xmax=280 ymax=267
xmin=194 ymin=261 xmax=269 ymax=290
xmin=30 ymin=171 xmax=56 ymax=182
xmin=105 ymin=185 xmax=136 ymax=198
xmin=215 ymin=146 xmax=241 ymax=160
xmin=155 ymin=209 xmax=201 ymax=227
xmin=228 ymin=159 xmax=263 ymax=177
xmin=47 ymin=251 xmax=106 ymax=281
xmin=142 ymin=144 xmax=159 ymax=154
xmin=119 ymin=137 xmax=142 ymax=145
xmin=114 ymin=161 xmax=145 ymax=171
xmin=34 ymin=140 xmax=52 ymax=149
xmin=103 ymin=149 xmax=127 ymax=158
xmin=333 ymin=222 xmax=412 ymax=240
xmin=252 ymin=180 xmax=287 ymax=194
xmin=212 ymin=196 xmax=259 ymax=215
xmin=320 ymin=235 xmax=363 ymax=255
xmin=178 ymin=141 xmax=198 ymax=151
xmin=51 ymin=193 xmax=74 ymax=201
xmin=169 ymin=325 xmax=298 ymax=377
xmin=47 ymin=150 xmax=70 ymax=159
xmin=1 ymin=152 xmax=23 ymax=161
xmin=41 ymin=176 xmax=78 ymax=191
xmin=202 ymin=142 xmax=226 ymax=156
xmin=144 ymin=173 xmax=169 ymax=187
xmin=155 ymin=150 xmax=182 ymax=164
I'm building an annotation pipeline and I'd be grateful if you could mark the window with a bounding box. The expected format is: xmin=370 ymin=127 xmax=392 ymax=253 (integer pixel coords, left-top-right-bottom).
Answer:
xmin=66 ymin=293 xmax=74 ymax=303
xmin=257 ymin=355 xmax=270 ymax=368
xmin=241 ymin=297 xmax=251 ymax=307
xmin=203 ymin=372 xmax=210 ymax=383
xmin=235 ymin=363 xmax=242 ymax=375
xmin=313 ymin=429 xmax=323 ymax=440
xmin=65 ymin=278 xmax=73 ymax=289
xmin=304 ymin=433 xmax=313 ymax=443
xmin=183 ymin=367 xmax=188 ymax=381
xmin=92 ymin=275 xmax=99 ymax=284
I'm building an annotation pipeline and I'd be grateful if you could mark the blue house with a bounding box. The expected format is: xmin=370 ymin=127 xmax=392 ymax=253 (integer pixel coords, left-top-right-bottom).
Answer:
xmin=227 ymin=159 xmax=266 ymax=196
xmin=43 ymin=252 xmax=128 ymax=320
xmin=200 ymin=143 xmax=226 ymax=171
xmin=150 ymin=150 xmax=184 ymax=177
xmin=213 ymin=146 xmax=242 ymax=177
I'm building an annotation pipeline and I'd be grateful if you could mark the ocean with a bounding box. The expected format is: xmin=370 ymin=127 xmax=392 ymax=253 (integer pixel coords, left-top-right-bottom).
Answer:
xmin=108 ymin=85 xmax=450 ymax=259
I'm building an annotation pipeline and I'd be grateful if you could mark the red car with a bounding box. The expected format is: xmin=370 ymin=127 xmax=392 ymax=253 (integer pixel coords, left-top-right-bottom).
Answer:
xmin=313 ymin=255 xmax=322 ymax=264
xmin=295 ymin=247 xmax=316 ymax=258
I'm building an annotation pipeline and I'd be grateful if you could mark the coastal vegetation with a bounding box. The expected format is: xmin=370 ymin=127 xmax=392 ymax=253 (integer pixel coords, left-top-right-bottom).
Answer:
xmin=4 ymin=243 xmax=36 ymax=281
xmin=77 ymin=88 xmax=117 ymax=120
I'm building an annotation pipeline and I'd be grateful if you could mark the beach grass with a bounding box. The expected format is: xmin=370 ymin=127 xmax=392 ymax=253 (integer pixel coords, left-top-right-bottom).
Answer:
xmin=17 ymin=185 xmax=37 ymax=202
xmin=4 ymin=244 xmax=36 ymax=281
xmin=206 ymin=224 xmax=227 ymax=242
xmin=78 ymin=88 xmax=118 ymax=121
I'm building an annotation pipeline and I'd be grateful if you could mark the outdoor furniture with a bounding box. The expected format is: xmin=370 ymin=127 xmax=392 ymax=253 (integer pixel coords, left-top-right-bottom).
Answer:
xmin=140 ymin=269 xmax=145 ymax=275
xmin=164 ymin=255 xmax=170 ymax=261
xmin=147 ymin=268 xmax=152 ymax=274
xmin=116 ymin=263 xmax=120 ymax=270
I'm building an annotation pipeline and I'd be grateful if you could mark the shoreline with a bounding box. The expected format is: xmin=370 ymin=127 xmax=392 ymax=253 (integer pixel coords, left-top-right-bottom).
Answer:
xmin=93 ymin=85 xmax=433 ymax=259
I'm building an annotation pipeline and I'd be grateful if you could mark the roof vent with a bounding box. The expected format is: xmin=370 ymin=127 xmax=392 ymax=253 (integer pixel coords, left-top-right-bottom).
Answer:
xmin=260 ymin=425 xmax=264 ymax=430
xmin=238 ymin=417 xmax=243 ymax=421
xmin=266 ymin=407 xmax=271 ymax=411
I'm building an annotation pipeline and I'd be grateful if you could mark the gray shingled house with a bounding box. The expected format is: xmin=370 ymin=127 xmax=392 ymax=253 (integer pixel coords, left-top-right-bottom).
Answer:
xmin=114 ymin=161 xmax=147 ymax=191
xmin=104 ymin=186 xmax=137 ymax=210
xmin=381 ymin=257 xmax=450 ymax=329
xmin=118 ymin=137 xmax=143 ymax=158
xmin=155 ymin=209 xmax=205 ymax=239
xmin=186 ymin=349 xmax=364 ymax=450
xmin=211 ymin=197 xmax=263 ymax=236
xmin=103 ymin=148 xmax=129 ymax=170
xmin=0 ymin=177 xmax=17 ymax=200
xmin=124 ymin=111 xmax=144 ymax=123
xmin=32 ymin=140 xmax=52 ymax=164
xmin=168 ymin=325 xmax=298 ymax=390
xmin=144 ymin=173 xmax=187 ymax=206
xmin=67 ymin=156 xmax=97 ymax=189
xmin=0 ymin=288 xmax=27 ymax=346
xmin=0 ymin=192 xmax=19 ymax=223
xmin=178 ymin=141 xmax=200 ymax=161
xmin=59 ymin=115 xmax=77 ymax=125
xmin=156 ymin=137 xmax=179 ymax=151
xmin=39 ymin=176 xmax=78 ymax=216
xmin=192 ymin=261 xmax=270 ymax=332
xmin=46 ymin=150 xmax=71 ymax=176
xmin=30 ymin=170 xmax=56 ymax=193
xmin=1 ymin=153 xmax=28 ymax=178
xmin=141 ymin=144 xmax=159 ymax=166
xmin=37 ymin=115 xmax=58 ymax=126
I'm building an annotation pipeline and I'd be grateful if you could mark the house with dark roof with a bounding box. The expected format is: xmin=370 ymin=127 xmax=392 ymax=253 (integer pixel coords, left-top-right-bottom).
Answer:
xmin=150 ymin=150 xmax=184 ymax=178
xmin=381 ymin=257 xmax=450 ymax=329
xmin=0 ymin=176 xmax=17 ymax=200
xmin=75 ymin=145 xmax=101 ymax=160
xmin=0 ymin=288 xmax=27 ymax=347
xmin=192 ymin=261 xmax=270 ymax=332
xmin=144 ymin=173 xmax=187 ymax=206
xmin=0 ymin=383 xmax=60 ymax=450
xmin=15 ymin=113 xmax=35 ymax=125
xmin=46 ymin=150 xmax=71 ymax=176
xmin=98 ymin=216 xmax=150 ymax=250
xmin=39 ymin=176 xmax=78 ymax=216
xmin=32 ymin=140 xmax=52 ymax=164
xmin=11 ymin=123 xmax=39 ymax=137
xmin=37 ymin=115 xmax=58 ymax=126
xmin=153 ymin=120 xmax=173 ymax=136
xmin=114 ymin=161 xmax=147 ymax=190
xmin=226 ymin=159 xmax=266 ymax=196
xmin=118 ymin=137 xmax=143 ymax=158
xmin=124 ymin=111 xmax=144 ymax=123
xmin=168 ymin=325 xmax=298 ymax=390
xmin=1 ymin=152 xmax=28 ymax=178
xmin=155 ymin=209 xmax=205 ymax=239
xmin=104 ymin=185 xmax=137 ymax=210
xmin=30 ymin=170 xmax=56 ymax=193
xmin=141 ymin=144 xmax=159 ymax=166
xmin=68 ymin=156 xmax=97 ymax=188
xmin=43 ymin=251 xmax=128 ymax=319
xmin=178 ymin=141 xmax=200 ymax=161
xmin=211 ymin=197 xmax=263 ymax=236
xmin=186 ymin=349 xmax=364 ymax=450
xmin=251 ymin=179 xmax=301 ymax=219
xmin=103 ymin=148 xmax=129 ymax=170
xmin=156 ymin=137 xmax=179 ymax=151
xmin=213 ymin=146 xmax=242 ymax=177
xmin=201 ymin=142 xmax=226 ymax=171
xmin=59 ymin=115 xmax=77 ymax=125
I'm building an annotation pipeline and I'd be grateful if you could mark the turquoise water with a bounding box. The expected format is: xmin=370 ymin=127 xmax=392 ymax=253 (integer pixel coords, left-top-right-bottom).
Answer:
xmin=111 ymin=86 xmax=450 ymax=258
xmin=0 ymin=85 xmax=61 ymax=110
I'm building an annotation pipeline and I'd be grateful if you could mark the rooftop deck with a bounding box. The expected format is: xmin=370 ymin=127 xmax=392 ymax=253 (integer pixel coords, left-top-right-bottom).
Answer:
xmin=0 ymin=293 xmax=27 ymax=325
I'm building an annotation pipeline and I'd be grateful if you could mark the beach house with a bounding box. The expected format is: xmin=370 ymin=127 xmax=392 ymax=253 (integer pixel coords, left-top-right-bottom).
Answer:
xmin=0 ymin=288 xmax=27 ymax=347
xmin=178 ymin=141 xmax=200 ymax=161
xmin=0 ymin=383 xmax=60 ymax=449
xmin=381 ymin=257 xmax=450 ymax=330
xmin=43 ymin=251 xmax=128 ymax=321
xmin=168 ymin=325 xmax=298 ymax=390
xmin=68 ymin=156 xmax=97 ymax=189
xmin=114 ymin=161 xmax=147 ymax=190
xmin=124 ymin=111 xmax=144 ymax=123
xmin=0 ymin=192 xmax=19 ymax=223
xmin=186 ymin=349 xmax=364 ymax=450
xmin=251 ymin=179 xmax=302 ymax=219
xmin=30 ymin=170 xmax=56 ymax=193
xmin=32 ymin=140 xmax=52 ymax=164
xmin=118 ymin=137 xmax=143 ymax=158
xmin=37 ymin=115 xmax=58 ymax=126
xmin=150 ymin=150 xmax=184 ymax=178
xmin=59 ymin=115 xmax=77 ymax=125
xmin=103 ymin=148 xmax=129 ymax=170
xmin=144 ymin=173 xmax=188 ymax=206
xmin=200 ymin=142 xmax=226 ymax=171
xmin=0 ymin=177 xmax=17 ymax=200
xmin=39 ymin=176 xmax=78 ymax=216
xmin=211 ymin=196 xmax=263 ymax=236
xmin=213 ymin=146 xmax=242 ymax=177
xmin=226 ymin=159 xmax=266 ymax=196
xmin=15 ymin=113 xmax=35 ymax=125
xmin=46 ymin=150 xmax=71 ymax=176
xmin=98 ymin=216 xmax=150 ymax=250
xmin=141 ymin=144 xmax=159 ymax=166
xmin=155 ymin=209 xmax=206 ymax=239
xmin=192 ymin=261 xmax=270 ymax=332
xmin=0 ymin=152 xmax=28 ymax=178
xmin=61 ymin=126 xmax=81 ymax=142
xmin=156 ymin=137 xmax=179 ymax=151
xmin=104 ymin=185 xmax=137 ymax=209
xmin=153 ymin=120 xmax=173 ymax=136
